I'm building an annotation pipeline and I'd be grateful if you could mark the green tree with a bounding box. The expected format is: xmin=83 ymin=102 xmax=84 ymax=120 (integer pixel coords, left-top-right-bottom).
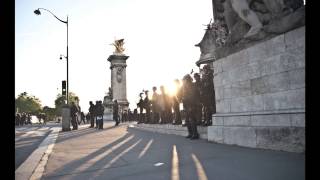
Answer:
xmin=15 ymin=92 xmax=42 ymax=114
xmin=54 ymin=92 xmax=79 ymax=116
xmin=42 ymin=106 xmax=56 ymax=121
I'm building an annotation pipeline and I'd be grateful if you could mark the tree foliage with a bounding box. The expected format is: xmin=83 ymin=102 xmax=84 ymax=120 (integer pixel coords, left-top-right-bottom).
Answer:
xmin=15 ymin=92 xmax=42 ymax=114
xmin=54 ymin=92 xmax=79 ymax=116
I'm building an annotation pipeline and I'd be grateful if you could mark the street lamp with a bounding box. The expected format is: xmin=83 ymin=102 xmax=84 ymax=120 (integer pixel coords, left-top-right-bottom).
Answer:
xmin=34 ymin=8 xmax=69 ymax=105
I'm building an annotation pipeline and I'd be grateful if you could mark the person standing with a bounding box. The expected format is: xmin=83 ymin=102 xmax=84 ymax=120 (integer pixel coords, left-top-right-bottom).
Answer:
xmin=96 ymin=101 xmax=104 ymax=129
xmin=113 ymin=100 xmax=119 ymax=126
xmin=202 ymin=65 xmax=216 ymax=126
xmin=94 ymin=101 xmax=99 ymax=128
xmin=172 ymin=79 xmax=182 ymax=125
xmin=151 ymin=86 xmax=160 ymax=124
xmin=137 ymin=93 xmax=144 ymax=124
xmin=70 ymin=102 xmax=79 ymax=130
xmin=182 ymin=74 xmax=200 ymax=140
xmin=89 ymin=101 xmax=95 ymax=128
xmin=143 ymin=90 xmax=151 ymax=124
xmin=80 ymin=112 xmax=86 ymax=124
xmin=193 ymin=73 xmax=203 ymax=125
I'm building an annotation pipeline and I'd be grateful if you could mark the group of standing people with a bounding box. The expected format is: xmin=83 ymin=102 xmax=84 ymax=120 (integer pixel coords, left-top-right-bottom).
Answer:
xmin=87 ymin=100 xmax=105 ymax=130
xmin=69 ymin=102 xmax=90 ymax=130
xmin=15 ymin=112 xmax=32 ymax=126
xmin=136 ymin=64 xmax=216 ymax=140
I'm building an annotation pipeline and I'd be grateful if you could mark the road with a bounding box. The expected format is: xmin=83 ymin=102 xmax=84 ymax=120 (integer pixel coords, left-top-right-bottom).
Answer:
xmin=41 ymin=122 xmax=305 ymax=180
xmin=15 ymin=123 xmax=60 ymax=170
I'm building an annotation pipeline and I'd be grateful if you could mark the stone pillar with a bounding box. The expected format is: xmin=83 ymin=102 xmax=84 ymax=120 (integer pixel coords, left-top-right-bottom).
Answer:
xmin=107 ymin=54 xmax=130 ymax=113
xmin=61 ymin=105 xmax=71 ymax=131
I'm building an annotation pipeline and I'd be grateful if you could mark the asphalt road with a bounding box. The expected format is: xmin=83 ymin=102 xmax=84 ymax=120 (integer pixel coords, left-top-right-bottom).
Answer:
xmin=15 ymin=124 xmax=59 ymax=170
xmin=42 ymin=122 xmax=305 ymax=180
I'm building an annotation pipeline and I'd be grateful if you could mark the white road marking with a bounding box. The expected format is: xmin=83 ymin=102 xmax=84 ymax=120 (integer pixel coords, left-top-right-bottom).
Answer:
xmin=15 ymin=127 xmax=60 ymax=180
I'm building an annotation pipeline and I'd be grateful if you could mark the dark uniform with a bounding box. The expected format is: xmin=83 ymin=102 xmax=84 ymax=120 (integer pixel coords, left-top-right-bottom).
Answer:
xmin=137 ymin=94 xmax=144 ymax=124
xmin=70 ymin=102 xmax=79 ymax=130
xmin=182 ymin=74 xmax=200 ymax=139
xmin=113 ymin=100 xmax=119 ymax=126
xmin=94 ymin=101 xmax=99 ymax=128
xmin=143 ymin=91 xmax=151 ymax=124
xmin=96 ymin=101 xmax=104 ymax=129
xmin=202 ymin=65 xmax=216 ymax=126
xmin=193 ymin=73 xmax=203 ymax=125
xmin=89 ymin=101 xmax=95 ymax=128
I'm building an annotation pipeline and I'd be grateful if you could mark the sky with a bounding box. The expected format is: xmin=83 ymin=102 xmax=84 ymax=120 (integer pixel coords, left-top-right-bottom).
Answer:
xmin=15 ymin=0 xmax=213 ymax=112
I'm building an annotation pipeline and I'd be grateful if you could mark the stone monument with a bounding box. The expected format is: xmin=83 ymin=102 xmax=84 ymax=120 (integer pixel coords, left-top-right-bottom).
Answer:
xmin=103 ymin=87 xmax=114 ymax=120
xmin=107 ymin=39 xmax=130 ymax=114
xmin=196 ymin=0 xmax=305 ymax=152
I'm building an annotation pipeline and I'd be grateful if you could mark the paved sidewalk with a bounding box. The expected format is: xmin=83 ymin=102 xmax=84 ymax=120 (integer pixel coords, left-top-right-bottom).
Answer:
xmin=42 ymin=122 xmax=305 ymax=180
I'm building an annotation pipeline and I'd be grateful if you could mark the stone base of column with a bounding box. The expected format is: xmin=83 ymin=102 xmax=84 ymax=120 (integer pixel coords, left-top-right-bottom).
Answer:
xmin=61 ymin=105 xmax=71 ymax=131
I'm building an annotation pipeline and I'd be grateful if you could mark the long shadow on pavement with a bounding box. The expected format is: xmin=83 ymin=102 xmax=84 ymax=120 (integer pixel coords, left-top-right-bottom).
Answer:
xmin=42 ymin=125 xmax=305 ymax=180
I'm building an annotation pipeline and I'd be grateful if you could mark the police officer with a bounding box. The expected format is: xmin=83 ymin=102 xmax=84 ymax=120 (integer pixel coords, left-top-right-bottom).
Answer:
xmin=182 ymin=74 xmax=200 ymax=139
xmin=202 ymin=65 xmax=215 ymax=126
xmin=70 ymin=102 xmax=79 ymax=130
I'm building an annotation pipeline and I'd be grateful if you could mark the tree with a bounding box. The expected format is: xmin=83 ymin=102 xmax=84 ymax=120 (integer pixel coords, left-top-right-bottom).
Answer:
xmin=54 ymin=92 xmax=79 ymax=116
xmin=15 ymin=92 xmax=42 ymax=114
xmin=42 ymin=106 xmax=56 ymax=121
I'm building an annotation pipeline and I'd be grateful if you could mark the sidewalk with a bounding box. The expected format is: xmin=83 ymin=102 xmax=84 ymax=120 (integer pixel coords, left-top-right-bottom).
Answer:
xmin=41 ymin=122 xmax=305 ymax=180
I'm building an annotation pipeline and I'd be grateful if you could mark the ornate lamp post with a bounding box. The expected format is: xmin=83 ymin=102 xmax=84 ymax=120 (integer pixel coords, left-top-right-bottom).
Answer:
xmin=34 ymin=8 xmax=69 ymax=105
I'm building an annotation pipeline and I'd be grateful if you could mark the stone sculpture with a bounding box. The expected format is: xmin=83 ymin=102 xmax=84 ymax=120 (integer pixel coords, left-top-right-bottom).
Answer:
xmin=111 ymin=39 xmax=125 ymax=54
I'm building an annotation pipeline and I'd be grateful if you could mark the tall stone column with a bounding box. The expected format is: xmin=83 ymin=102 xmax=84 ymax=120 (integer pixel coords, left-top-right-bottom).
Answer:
xmin=107 ymin=54 xmax=129 ymax=112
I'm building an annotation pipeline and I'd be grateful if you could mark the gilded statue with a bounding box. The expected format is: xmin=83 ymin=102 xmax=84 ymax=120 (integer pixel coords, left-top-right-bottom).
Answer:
xmin=111 ymin=39 xmax=125 ymax=54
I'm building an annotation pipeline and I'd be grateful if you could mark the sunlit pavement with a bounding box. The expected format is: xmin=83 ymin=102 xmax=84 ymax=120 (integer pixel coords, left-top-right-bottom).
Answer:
xmin=39 ymin=121 xmax=305 ymax=180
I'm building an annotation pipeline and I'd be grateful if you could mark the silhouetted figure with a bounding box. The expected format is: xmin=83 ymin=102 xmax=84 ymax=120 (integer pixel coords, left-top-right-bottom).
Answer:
xmin=86 ymin=113 xmax=90 ymax=124
xmin=89 ymin=101 xmax=95 ymax=128
xmin=202 ymin=65 xmax=215 ymax=126
xmin=15 ymin=113 xmax=21 ymax=126
xmin=182 ymin=74 xmax=200 ymax=140
xmin=159 ymin=86 xmax=172 ymax=124
xmin=122 ymin=110 xmax=128 ymax=122
xmin=37 ymin=113 xmax=42 ymax=125
xmin=137 ymin=93 xmax=144 ymax=124
xmin=113 ymin=100 xmax=119 ymax=126
xmin=70 ymin=102 xmax=79 ymax=130
xmin=27 ymin=113 xmax=32 ymax=125
xmin=80 ymin=112 xmax=86 ymax=124
xmin=151 ymin=86 xmax=160 ymax=124
xmin=42 ymin=114 xmax=47 ymax=125
xmin=94 ymin=101 xmax=99 ymax=128
xmin=172 ymin=79 xmax=182 ymax=125
xmin=193 ymin=73 xmax=203 ymax=125
xmin=21 ymin=113 xmax=27 ymax=126
xmin=96 ymin=101 xmax=104 ymax=129
xmin=143 ymin=90 xmax=151 ymax=124
xmin=133 ymin=108 xmax=138 ymax=122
